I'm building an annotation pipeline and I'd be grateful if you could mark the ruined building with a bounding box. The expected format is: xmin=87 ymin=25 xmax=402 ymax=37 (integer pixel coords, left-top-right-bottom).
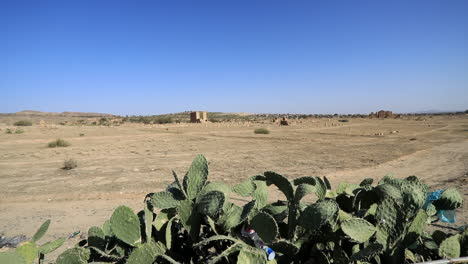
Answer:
xmin=370 ymin=110 xmax=393 ymax=118
xmin=190 ymin=111 xmax=208 ymax=123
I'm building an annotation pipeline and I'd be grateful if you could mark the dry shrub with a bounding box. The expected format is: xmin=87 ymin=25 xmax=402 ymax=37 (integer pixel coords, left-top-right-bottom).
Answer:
xmin=14 ymin=120 xmax=32 ymax=126
xmin=48 ymin=139 xmax=70 ymax=148
xmin=62 ymin=159 xmax=77 ymax=170
xmin=254 ymin=128 xmax=270 ymax=134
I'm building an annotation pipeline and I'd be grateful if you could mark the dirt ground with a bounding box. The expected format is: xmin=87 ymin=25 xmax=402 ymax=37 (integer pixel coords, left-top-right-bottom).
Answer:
xmin=1 ymin=115 xmax=467 ymax=261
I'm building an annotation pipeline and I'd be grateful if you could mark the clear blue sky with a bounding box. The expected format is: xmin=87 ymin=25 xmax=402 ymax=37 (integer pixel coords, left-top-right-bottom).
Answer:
xmin=1 ymin=0 xmax=467 ymax=115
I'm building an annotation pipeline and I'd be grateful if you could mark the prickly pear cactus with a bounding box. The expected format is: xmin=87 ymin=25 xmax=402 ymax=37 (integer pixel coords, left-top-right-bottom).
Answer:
xmin=299 ymin=199 xmax=339 ymax=230
xmin=264 ymin=171 xmax=294 ymax=201
xmin=341 ymin=218 xmax=376 ymax=243
xmin=196 ymin=190 xmax=225 ymax=217
xmin=0 ymin=251 xmax=27 ymax=264
xmin=32 ymin=219 xmax=50 ymax=242
xmin=15 ymin=241 xmax=38 ymax=264
xmin=110 ymin=206 xmax=142 ymax=247
xmin=183 ymin=154 xmax=209 ymax=200
xmin=250 ymin=212 xmax=278 ymax=243
xmin=39 ymin=237 xmax=66 ymax=255
xmin=56 ymin=247 xmax=91 ymax=264
xmin=126 ymin=241 xmax=165 ymax=264
xmin=232 ymin=180 xmax=256 ymax=197
xmin=87 ymin=226 xmax=106 ymax=248
xmin=433 ymin=187 xmax=464 ymax=210
xmin=148 ymin=191 xmax=181 ymax=209
xmin=237 ymin=247 xmax=266 ymax=264
xmin=438 ymin=234 xmax=461 ymax=258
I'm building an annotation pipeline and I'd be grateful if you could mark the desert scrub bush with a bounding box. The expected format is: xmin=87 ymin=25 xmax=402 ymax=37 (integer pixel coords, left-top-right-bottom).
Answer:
xmin=0 ymin=220 xmax=65 ymax=263
xmin=62 ymin=159 xmax=77 ymax=170
xmin=254 ymin=128 xmax=270 ymax=134
xmin=79 ymin=133 xmax=85 ymax=137
xmin=48 ymin=139 xmax=70 ymax=148
xmin=5 ymin=128 xmax=24 ymax=134
xmin=14 ymin=120 xmax=32 ymax=126
xmin=50 ymin=155 xmax=466 ymax=264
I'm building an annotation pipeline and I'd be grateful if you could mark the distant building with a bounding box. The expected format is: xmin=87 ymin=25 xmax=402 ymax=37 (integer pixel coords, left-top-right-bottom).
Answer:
xmin=370 ymin=110 xmax=393 ymax=118
xmin=190 ymin=111 xmax=208 ymax=123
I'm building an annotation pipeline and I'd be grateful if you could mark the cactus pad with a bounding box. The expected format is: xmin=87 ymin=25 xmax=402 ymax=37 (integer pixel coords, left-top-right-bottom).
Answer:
xmin=219 ymin=203 xmax=242 ymax=230
xmin=126 ymin=241 xmax=164 ymax=264
xmin=15 ymin=241 xmax=38 ymax=264
xmin=0 ymin=251 xmax=26 ymax=264
xmin=183 ymin=154 xmax=209 ymax=200
xmin=292 ymin=176 xmax=316 ymax=186
xmin=148 ymin=191 xmax=181 ymax=209
xmin=314 ymin=176 xmax=327 ymax=199
xmin=56 ymin=247 xmax=91 ymax=264
xmin=299 ymin=199 xmax=339 ymax=230
xmin=294 ymin=183 xmax=316 ymax=202
xmin=351 ymin=243 xmax=384 ymax=261
xmin=32 ymin=219 xmax=50 ymax=242
xmin=252 ymin=180 xmax=268 ymax=209
xmin=433 ymin=187 xmax=464 ymax=210
xmin=196 ymin=190 xmax=225 ymax=217
xmin=264 ymin=171 xmax=294 ymax=201
xmin=110 ymin=206 xmax=142 ymax=247
xmin=178 ymin=200 xmax=202 ymax=240
xmin=250 ymin=212 xmax=278 ymax=243
xmin=438 ymin=234 xmax=461 ymax=258
xmin=270 ymin=240 xmax=299 ymax=256
xmin=198 ymin=182 xmax=231 ymax=198
xmin=102 ymin=220 xmax=113 ymax=237
xmin=237 ymin=248 xmax=266 ymax=264
xmin=374 ymin=184 xmax=402 ymax=201
xmin=87 ymin=226 xmax=106 ymax=249
xmin=39 ymin=237 xmax=66 ymax=255
xmin=360 ymin=178 xmax=374 ymax=186
xmin=232 ymin=180 xmax=256 ymax=197
xmin=341 ymin=218 xmax=376 ymax=243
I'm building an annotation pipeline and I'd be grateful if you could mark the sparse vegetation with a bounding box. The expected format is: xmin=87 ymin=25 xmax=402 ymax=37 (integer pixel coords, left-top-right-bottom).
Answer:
xmin=5 ymin=128 xmax=24 ymax=134
xmin=62 ymin=159 xmax=77 ymax=170
xmin=79 ymin=133 xmax=85 ymax=137
xmin=14 ymin=120 xmax=32 ymax=126
xmin=0 ymin=220 xmax=65 ymax=263
xmin=48 ymin=139 xmax=70 ymax=148
xmin=254 ymin=128 xmax=270 ymax=134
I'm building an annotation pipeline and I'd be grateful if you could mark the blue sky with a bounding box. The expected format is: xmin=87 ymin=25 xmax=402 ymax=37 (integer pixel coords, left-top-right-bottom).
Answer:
xmin=1 ymin=0 xmax=467 ymax=115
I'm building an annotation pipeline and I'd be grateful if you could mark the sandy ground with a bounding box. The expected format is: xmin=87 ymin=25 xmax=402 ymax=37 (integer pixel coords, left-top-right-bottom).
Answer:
xmin=0 ymin=115 xmax=467 ymax=261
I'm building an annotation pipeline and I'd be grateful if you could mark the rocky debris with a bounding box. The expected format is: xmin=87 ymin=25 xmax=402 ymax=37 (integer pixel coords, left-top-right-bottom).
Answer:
xmin=0 ymin=235 xmax=27 ymax=248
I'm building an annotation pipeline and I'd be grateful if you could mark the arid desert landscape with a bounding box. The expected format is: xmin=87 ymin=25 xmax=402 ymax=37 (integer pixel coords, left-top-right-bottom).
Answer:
xmin=1 ymin=112 xmax=467 ymax=260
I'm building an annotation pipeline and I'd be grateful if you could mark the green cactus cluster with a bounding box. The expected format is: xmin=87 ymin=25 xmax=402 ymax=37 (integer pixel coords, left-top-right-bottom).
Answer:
xmin=0 ymin=219 xmax=65 ymax=264
xmin=2 ymin=155 xmax=465 ymax=264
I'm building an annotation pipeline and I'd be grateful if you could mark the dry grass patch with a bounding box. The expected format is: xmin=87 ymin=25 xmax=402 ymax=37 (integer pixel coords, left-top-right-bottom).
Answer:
xmin=254 ymin=128 xmax=270 ymax=134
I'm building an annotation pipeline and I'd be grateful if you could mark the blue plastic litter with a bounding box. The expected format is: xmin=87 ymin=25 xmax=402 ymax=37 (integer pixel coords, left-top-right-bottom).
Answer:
xmin=424 ymin=189 xmax=457 ymax=223
xmin=439 ymin=210 xmax=456 ymax=223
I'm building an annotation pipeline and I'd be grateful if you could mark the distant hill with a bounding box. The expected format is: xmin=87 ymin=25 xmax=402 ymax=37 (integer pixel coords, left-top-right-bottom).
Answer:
xmin=10 ymin=110 xmax=116 ymax=117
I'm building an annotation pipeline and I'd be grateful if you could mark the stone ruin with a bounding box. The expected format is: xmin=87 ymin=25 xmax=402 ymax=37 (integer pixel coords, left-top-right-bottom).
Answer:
xmin=190 ymin=111 xmax=208 ymax=123
xmin=273 ymin=116 xmax=289 ymax=125
xmin=370 ymin=110 xmax=393 ymax=119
